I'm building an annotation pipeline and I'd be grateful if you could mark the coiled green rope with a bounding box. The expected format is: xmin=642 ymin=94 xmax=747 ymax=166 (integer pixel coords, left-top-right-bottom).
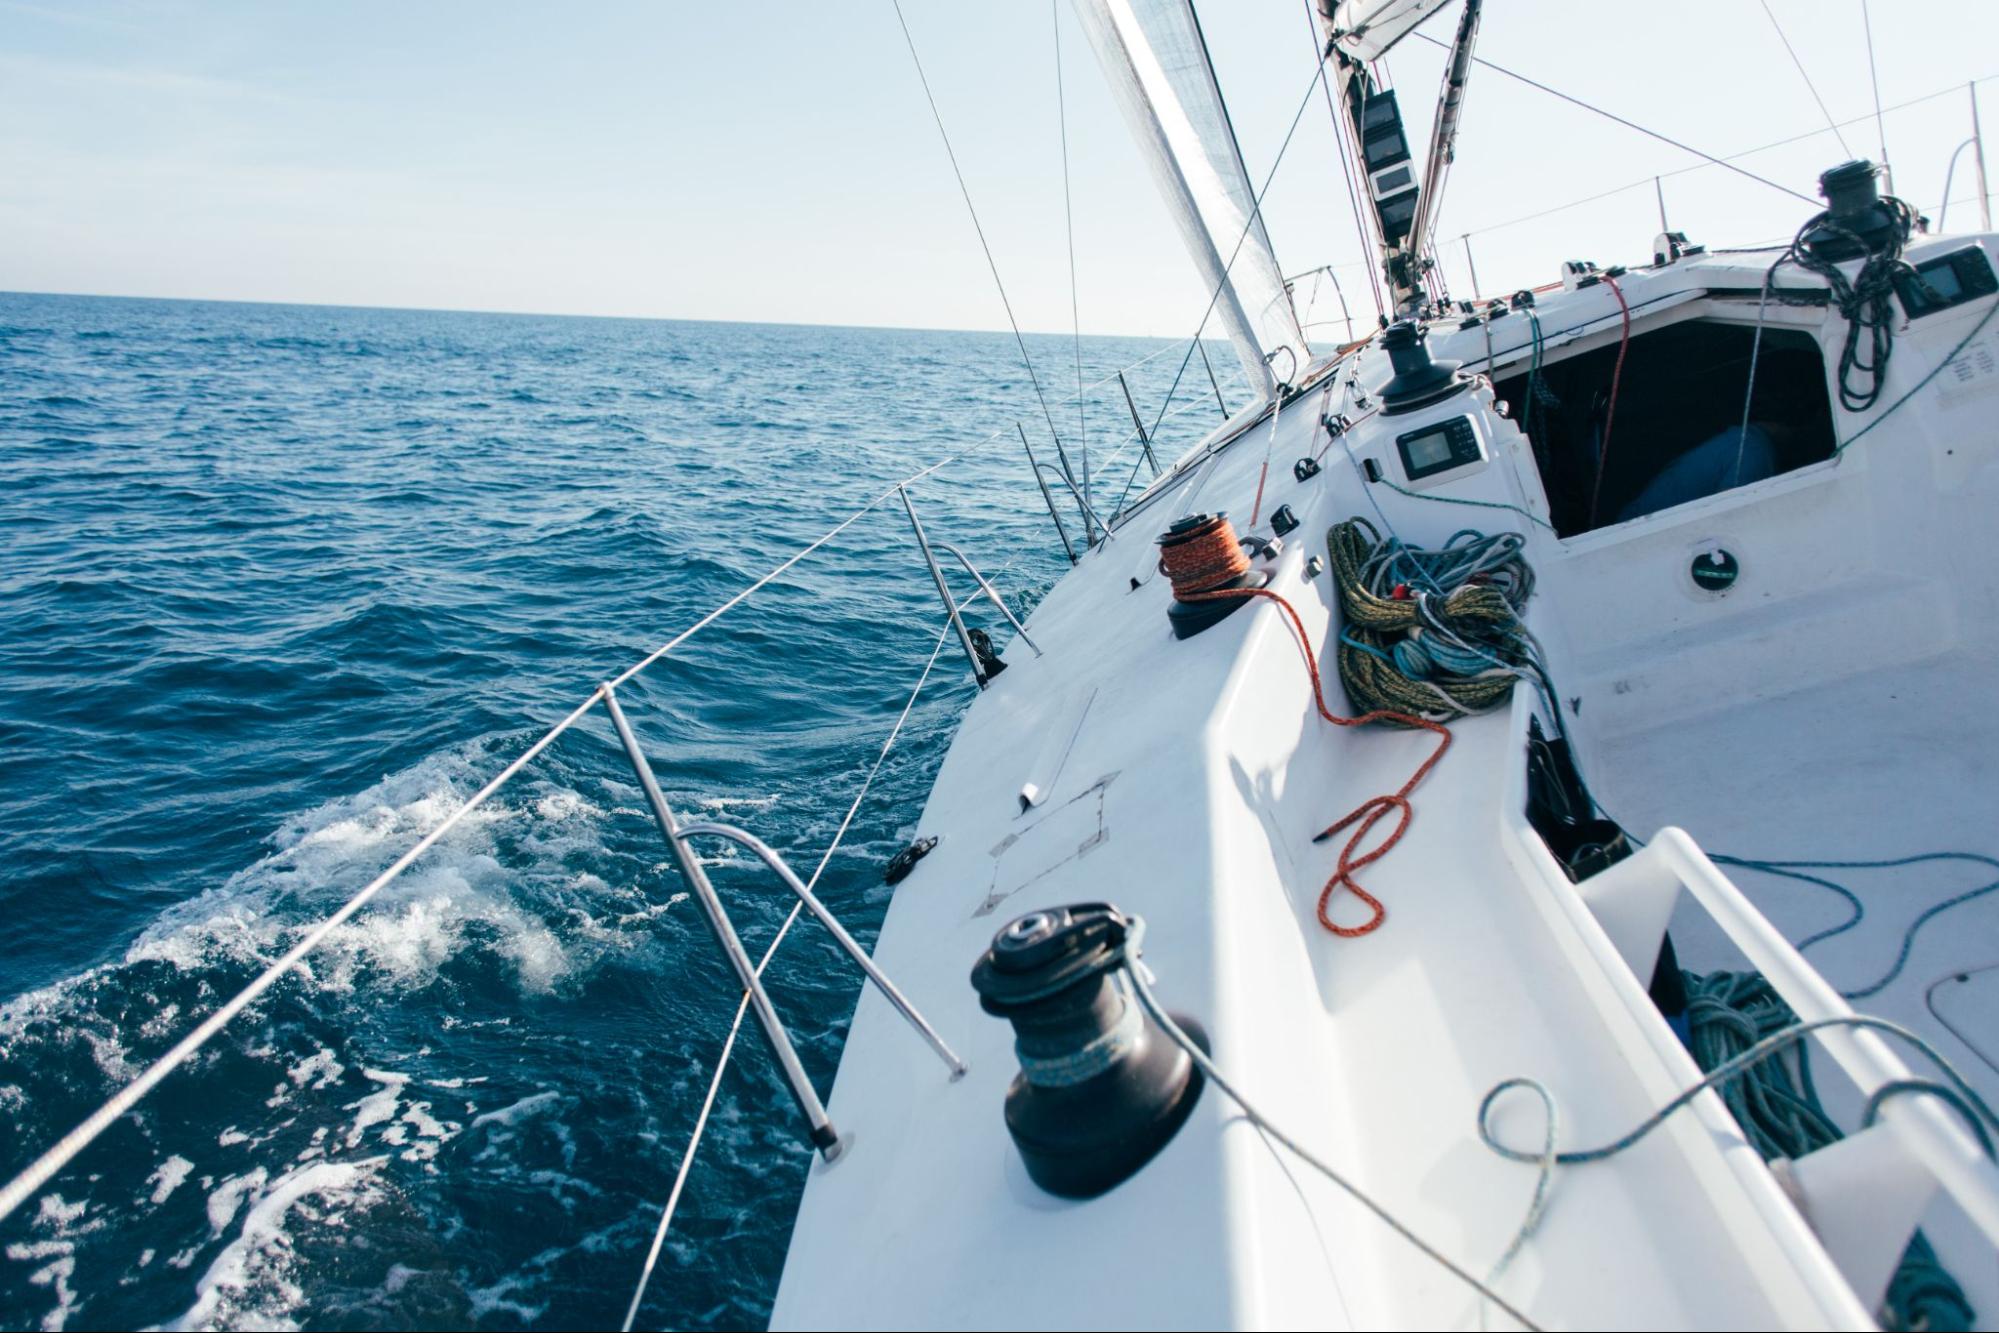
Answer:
xmin=1329 ymin=518 xmax=1542 ymax=723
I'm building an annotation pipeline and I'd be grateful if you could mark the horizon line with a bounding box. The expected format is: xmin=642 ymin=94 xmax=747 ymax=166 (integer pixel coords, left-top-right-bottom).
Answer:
xmin=0 ymin=285 xmax=1226 ymax=344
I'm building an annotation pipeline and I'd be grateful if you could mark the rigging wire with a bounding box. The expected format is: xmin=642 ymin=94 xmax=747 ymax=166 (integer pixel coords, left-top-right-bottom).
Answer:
xmin=1861 ymin=0 xmax=1892 ymax=188
xmin=890 ymin=1 xmax=1072 ymax=474
xmin=1758 ymin=0 xmax=1853 ymax=158
xmin=1053 ymin=0 xmax=1089 ymax=513
xmin=1458 ymin=75 xmax=1995 ymax=243
xmin=620 ymin=618 xmax=954 ymax=1332
xmin=1117 ymin=920 xmax=1545 ymax=1331
xmin=1412 ymin=31 xmax=1818 ymax=206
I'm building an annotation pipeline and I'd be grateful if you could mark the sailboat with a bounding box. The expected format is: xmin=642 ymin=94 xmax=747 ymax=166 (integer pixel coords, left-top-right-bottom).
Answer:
xmin=764 ymin=2 xmax=1999 ymax=1328
xmin=4 ymin=1 xmax=1996 ymax=1328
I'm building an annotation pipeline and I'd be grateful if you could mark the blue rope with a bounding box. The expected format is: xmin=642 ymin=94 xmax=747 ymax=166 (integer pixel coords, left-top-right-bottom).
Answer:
xmin=1479 ymin=1011 xmax=1997 ymax=1169
xmin=1711 ymin=852 xmax=1999 ymax=1000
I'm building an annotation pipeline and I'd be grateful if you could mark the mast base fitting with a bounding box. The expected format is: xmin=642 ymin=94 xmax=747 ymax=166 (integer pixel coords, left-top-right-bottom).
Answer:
xmin=1376 ymin=320 xmax=1467 ymax=416
xmin=970 ymin=904 xmax=1204 ymax=1198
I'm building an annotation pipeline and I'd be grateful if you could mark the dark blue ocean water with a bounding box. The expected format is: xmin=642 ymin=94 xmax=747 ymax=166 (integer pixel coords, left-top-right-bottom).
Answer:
xmin=0 ymin=292 xmax=1227 ymax=1330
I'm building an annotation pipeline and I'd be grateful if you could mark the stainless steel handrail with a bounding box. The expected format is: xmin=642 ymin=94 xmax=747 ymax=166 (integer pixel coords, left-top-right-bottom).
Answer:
xmin=675 ymin=821 xmax=967 ymax=1079
xmin=601 ymin=683 xmax=846 ymax=1159
xmin=936 ymin=542 xmax=1042 ymax=658
xmin=898 ymin=485 xmax=990 ymax=688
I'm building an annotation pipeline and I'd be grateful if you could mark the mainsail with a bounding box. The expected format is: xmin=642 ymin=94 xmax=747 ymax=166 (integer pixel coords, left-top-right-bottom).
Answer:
xmin=1071 ymin=0 xmax=1313 ymax=399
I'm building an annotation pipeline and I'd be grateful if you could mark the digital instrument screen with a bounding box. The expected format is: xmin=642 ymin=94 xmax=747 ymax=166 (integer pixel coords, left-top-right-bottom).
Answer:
xmin=1403 ymin=429 xmax=1455 ymax=472
xmin=1921 ymin=264 xmax=1965 ymax=303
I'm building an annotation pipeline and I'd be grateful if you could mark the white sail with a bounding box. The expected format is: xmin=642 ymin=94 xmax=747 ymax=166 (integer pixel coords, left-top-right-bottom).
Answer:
xmin=1071 ymin=0 xmax=1312 ymax=398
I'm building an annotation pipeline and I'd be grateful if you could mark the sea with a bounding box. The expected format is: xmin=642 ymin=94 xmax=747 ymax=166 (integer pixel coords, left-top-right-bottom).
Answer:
xmin=0 ymin=292 xmax=1231 ymax=1330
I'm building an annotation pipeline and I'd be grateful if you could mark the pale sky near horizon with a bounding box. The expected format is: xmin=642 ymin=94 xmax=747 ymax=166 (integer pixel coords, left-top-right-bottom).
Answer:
xmin=3 ymin=1 xmax=1996 ymax=338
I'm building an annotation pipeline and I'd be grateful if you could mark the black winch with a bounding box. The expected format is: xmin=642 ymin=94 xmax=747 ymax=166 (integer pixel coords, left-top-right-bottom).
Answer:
xmin=1802 ymin=159 xmax=1901 ymax=262
xmin=1375 ymin=319 xmax=1466 ymax=415
xmin=969 ymin=904 xmax=1203 ymax=1198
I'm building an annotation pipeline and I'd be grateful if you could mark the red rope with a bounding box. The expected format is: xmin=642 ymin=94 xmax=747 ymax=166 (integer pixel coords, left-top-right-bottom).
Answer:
xmin=1161 ymin=521 xmax=1451 ymax=937
xmin=1248 ymin=460 xmax=1271 ymax=529
xmin=1587 ymin=272 xmax=1632 ymax=528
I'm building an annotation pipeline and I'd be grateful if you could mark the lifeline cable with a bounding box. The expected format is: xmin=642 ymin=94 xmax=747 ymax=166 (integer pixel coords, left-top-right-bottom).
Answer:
xmin=1158 ymin=516 xmax=1452 ymax=937
xmin=0 ymin=435 xmax=1019 ymax=1227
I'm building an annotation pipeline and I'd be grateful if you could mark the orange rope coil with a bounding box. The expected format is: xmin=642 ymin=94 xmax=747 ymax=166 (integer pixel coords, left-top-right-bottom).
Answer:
xmin=1156 ymin=513 xmax=1252 ymax=594
xmin=1160 ymin=515 xmax=1451 ymax=937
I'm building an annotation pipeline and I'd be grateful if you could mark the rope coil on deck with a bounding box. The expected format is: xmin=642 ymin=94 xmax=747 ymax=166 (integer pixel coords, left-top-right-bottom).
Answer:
xmin=1329 ymin=517 xmax=1545 ymax=722
xmin=1158 ymin=515 xmax=1452 ymax=938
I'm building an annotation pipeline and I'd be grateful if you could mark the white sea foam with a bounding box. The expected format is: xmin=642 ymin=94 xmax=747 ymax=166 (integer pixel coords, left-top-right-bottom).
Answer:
xmin=166 ymin=1159 xmax=384 ymax=1332
xmin=0 ymin=745 xmax=663 ymax=1080
xmin=469 ymin=1089 xmax=559 ymax=1131
xmin=148 ymin=1155 xmax=194 ymax=1205
xmin=8 ymin=1194 xmax=103 ymax=1331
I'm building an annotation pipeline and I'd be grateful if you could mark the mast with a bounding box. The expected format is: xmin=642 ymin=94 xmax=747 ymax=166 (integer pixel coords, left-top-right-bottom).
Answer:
xmin=1316 ymin=0 xmax=1482 ymax=315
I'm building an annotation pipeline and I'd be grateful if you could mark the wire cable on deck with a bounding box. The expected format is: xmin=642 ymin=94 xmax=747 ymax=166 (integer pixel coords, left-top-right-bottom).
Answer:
xmin=620 ymin=619 xmax=953 ymax=1332
xmin=890 ymin=1 xmax=1073 ymax=475
xmin=1116 ymin=919 xmax=1545 ymax=1331
xmin=1413 ymin=32 xmax=1817 ymax=207
xmin=1476 ymin=1015 xmax=1997 ymax=1199
xmin=1712 ymin=852 xmax=1999 ymax=1001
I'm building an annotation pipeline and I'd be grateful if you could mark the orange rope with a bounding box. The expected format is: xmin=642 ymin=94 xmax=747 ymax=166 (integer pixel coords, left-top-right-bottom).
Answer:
xmin=1161 ymin=519 xmax=1452 ymax=937
xmin=1156 ymin=515 xmax=1251 ymax=592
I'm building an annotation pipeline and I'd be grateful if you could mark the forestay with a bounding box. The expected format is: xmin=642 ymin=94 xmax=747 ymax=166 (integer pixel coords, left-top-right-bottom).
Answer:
xmin=1071 ymin=0 xmax=1312 ymax=399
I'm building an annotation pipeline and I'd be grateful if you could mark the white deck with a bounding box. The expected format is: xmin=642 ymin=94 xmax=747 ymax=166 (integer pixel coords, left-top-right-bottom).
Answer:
xmin=773 ymin=241 xmax=1999 ymax=1329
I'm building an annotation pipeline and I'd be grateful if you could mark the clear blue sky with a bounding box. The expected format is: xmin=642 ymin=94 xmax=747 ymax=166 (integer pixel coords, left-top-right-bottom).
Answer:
xmin=3 ymin=0 xmax=1995 ymax=336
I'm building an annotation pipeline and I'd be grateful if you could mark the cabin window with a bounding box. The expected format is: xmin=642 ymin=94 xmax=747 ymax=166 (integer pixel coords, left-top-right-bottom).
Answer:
xmin=1493 ymin=317 xmax=1837 ymax=537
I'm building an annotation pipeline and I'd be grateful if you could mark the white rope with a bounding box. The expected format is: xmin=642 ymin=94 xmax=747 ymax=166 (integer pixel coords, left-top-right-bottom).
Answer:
xmin=620 ymin=618 xmax=953 ymax=1332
